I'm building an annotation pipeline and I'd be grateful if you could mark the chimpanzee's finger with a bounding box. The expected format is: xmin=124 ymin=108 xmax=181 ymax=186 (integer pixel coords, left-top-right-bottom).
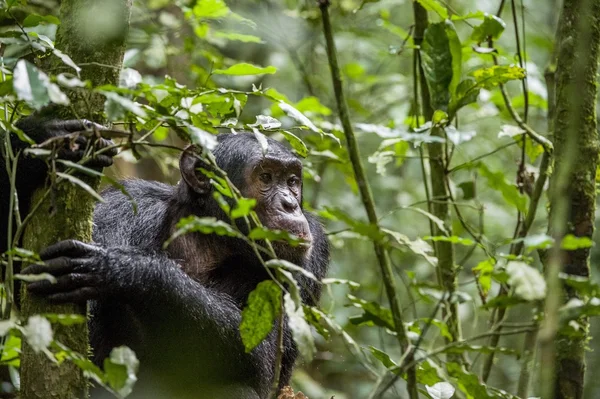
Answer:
xmin=55 ymin=119 xmax=105 ymax=133
xmin=28 ymin=273 xmax=95 ymax=295
xmin=57 ymin=148 xmax=85 ymax=161
xmin=85 ymin=155 xmax=114 ymax=168
xmin=21 ymin=256 xmax=77 ymax=276
xmin=96 ymin=138 xmax=118 ymax=157
xmin=46 ymin=287 xmax=99 ymax=303
xmin=39 ymin=240 xmax=97 ymax=260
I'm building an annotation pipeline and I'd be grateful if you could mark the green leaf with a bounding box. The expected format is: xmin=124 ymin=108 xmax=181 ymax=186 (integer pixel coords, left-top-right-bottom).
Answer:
xmin=478 ymin=164 xmax=528 ymax=212
xmin=213 ymin=31 xmax=263 ymax=43
xmin=4 ymin=247 xmax=40 ymax=261
xmin=415 ymin=0 xmax=449 ymax=19
xmin=213 ymin=63 xmax=276 ymax=76
xmin=283 ymin=293 xmax=315 ymax=361
xmin=0 ymin=335 xmax=20 ymax=367
xmin=281 ymin=130 xmax=308 ymax=158
xmin=445 ymin=21 xmax=462 ymax=97
xmin=43 ymin=314 xmax=86 ymax=326
xmin=248 ymin=115 xmax=281 ymax=130
xmin=424 ymin=236 xmax=474 ymax=246
xmin=421 ymin=22 xmax=461 ymax=112
xmin=294 ymin=96 xmax=332 ymax=116
xmin=561 ymin=234 xmax=594 ymax=250
xmin=447 ymin=362 xmax=518 ymax=399
xmin=473 ymin=259 xmax=495 ymax=296
xmin=104 ymin=346 xmax=139 ymax=398
xmin=13 ymin=60 xmax=69 ymax=110
xmin=458 ymin=181 xmax=476 ymax=200
xmin=56 ymin=172 xmax=105 ymax=203
xmin=470 ymin=15 xmax=506 ymax=43
xmin=369 ymin=346 xmax=397 ymax=368
xmin=102 ymin=91 xmax=148 ymax=120
xmin=230 ymin=198 xmax=256 ymax=219
xmin=426 ymin=382 xmax=455 ymax=399
xmin=240 ymin=280 xmax=282 ymax=352
xmin=14 ymin=273 xmax=57 ymax=284
xmin=384 ymin=229 xmax=437 ymax=266
xmin=450 ymin=78 xmax=480 ymax=114
xmin=248 ymin=226 xmax=304 ymax=247
xmin=266 ymin=259 xmax=318 ymax=282
xmin=22 ymin=14 xmax=60 ymax=27
xmin=164 ymin=216 xmax=241 ymax=248
xmin=277 ymin=101 xmax=321 ymax=133
xmin=471 ymin=65 xmax=526 ymax=89
xmin=321 ymin=278 xmax=360 ymax=289
xmin=348 ymin=295 xmax=395 ymax=330
xmin=192 ymin=0 xmax=230 ymax=19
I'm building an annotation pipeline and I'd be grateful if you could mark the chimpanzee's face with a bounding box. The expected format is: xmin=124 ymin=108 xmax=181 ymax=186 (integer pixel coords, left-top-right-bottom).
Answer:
xmin=244 ymin=155 xmax=312 ymax=249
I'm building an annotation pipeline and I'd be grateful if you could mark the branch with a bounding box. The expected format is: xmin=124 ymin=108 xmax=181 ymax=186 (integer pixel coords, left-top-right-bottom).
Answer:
xmin=317 ymin=2 xmax=419 ymax=398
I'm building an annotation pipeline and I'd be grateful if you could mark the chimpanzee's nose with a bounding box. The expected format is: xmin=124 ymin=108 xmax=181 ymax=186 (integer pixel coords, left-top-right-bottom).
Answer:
xmin=281 ymin=193 xmax=299 ymax=213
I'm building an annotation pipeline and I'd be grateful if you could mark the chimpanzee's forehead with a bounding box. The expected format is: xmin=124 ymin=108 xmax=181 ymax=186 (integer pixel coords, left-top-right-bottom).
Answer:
xmin=215 ymin=132 xmax=298 ymax=163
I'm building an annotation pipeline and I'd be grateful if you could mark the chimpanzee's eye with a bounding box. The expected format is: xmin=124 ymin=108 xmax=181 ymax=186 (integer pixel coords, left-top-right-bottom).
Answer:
xmin=287 ymin=176 xmax=300 ymax=187
xmin=259 ymin=173 xmax=273 ymax=184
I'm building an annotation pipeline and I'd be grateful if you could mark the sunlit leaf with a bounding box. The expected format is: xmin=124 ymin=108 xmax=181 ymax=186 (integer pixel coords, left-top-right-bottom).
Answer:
xmin=426 ymin=382 xmax=455 ymax=399
xmin=104 ymin=346 xmax=139 ymax=398
xmin=471 ymin=65 xmax=526 ymax=89
xmin=278 ymin=101 xmax=321 ymax=133
xmin=240 ymin=280 xmax=282 ymax=352
xmin=415 ymin=0 xmax=449 ymax=19
xmin=13 ymin=60 xmax=68 ymax=109
xmin=214 ymin=31 xmax=263 ymax=43
xmin=281 ymin=130 xmax=308 ymax=158
xmin=164 ymin=216 xmax=241 ymax=248
xmin=213 ymin=63 xmax=276 ymax=76
xmin=473 ymin=258 xmax=495 ymax=296
xmin=192 ymin=0 xmax=230 ymax=19
xmin=561 ymin=234 xmax=594 ymax=250
xmin=284 ymin=293 xmax=315 ymax=361
xmin=470 ymin=15 xmax=506 ymax=43
xmin=248 ymin=227 xmax=304 ymax=247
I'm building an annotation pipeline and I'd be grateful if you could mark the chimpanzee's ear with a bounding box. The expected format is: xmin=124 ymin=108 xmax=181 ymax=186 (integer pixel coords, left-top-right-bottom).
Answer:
xmin=180 ymin=145 xmax=211 ymax=195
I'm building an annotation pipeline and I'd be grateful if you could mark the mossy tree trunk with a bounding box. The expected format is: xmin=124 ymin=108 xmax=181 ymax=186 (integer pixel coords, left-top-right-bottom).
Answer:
xmin=20 ymin=1 xmax=132 ymax=398
xmin=540 ymin=0 xmax=600 ymax=398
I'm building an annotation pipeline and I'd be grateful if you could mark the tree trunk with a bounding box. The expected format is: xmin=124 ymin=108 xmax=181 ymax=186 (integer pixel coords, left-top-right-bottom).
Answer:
xmin=20 ymin=1 xmax=132 ymax=398
xmin=539 ymin=0 xmax=600 ymax=398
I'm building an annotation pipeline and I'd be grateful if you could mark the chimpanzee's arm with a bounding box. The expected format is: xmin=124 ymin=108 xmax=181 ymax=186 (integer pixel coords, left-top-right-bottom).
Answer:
xmin=22 ymin=241 xmax=276 ymax=397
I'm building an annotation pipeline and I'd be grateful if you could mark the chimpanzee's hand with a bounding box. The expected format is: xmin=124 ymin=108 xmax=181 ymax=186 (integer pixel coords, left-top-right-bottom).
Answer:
xmin=22 ymin=240 xmax=113 ymax=303
xmin=17 ymin=117 xmax=117 ymax=168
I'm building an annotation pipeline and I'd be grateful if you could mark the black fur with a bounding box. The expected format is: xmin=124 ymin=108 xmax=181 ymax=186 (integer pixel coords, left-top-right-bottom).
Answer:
xmin=0 ymin=119 xmax=330 ymax=398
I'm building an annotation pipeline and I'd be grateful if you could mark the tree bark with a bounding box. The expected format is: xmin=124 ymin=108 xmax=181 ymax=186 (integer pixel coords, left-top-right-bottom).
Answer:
xmin=20 ymin=1 xmax=132 ymax=398
xmin=539 ymin=0 xmax=600 ymax=398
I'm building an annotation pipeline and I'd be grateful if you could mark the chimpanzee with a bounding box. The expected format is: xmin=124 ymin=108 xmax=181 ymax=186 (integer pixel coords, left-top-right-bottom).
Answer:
xmin=0 ymin=115 xmax=329 ymax=399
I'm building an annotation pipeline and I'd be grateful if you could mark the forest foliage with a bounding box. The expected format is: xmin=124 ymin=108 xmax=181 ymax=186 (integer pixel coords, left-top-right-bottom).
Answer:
xmin=1 ymin=0 xmax=600 ymax=398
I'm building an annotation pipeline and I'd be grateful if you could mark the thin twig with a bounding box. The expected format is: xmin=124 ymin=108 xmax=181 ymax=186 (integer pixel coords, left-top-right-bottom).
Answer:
xmin=318 ymin=2 xmax=419 ymax=398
